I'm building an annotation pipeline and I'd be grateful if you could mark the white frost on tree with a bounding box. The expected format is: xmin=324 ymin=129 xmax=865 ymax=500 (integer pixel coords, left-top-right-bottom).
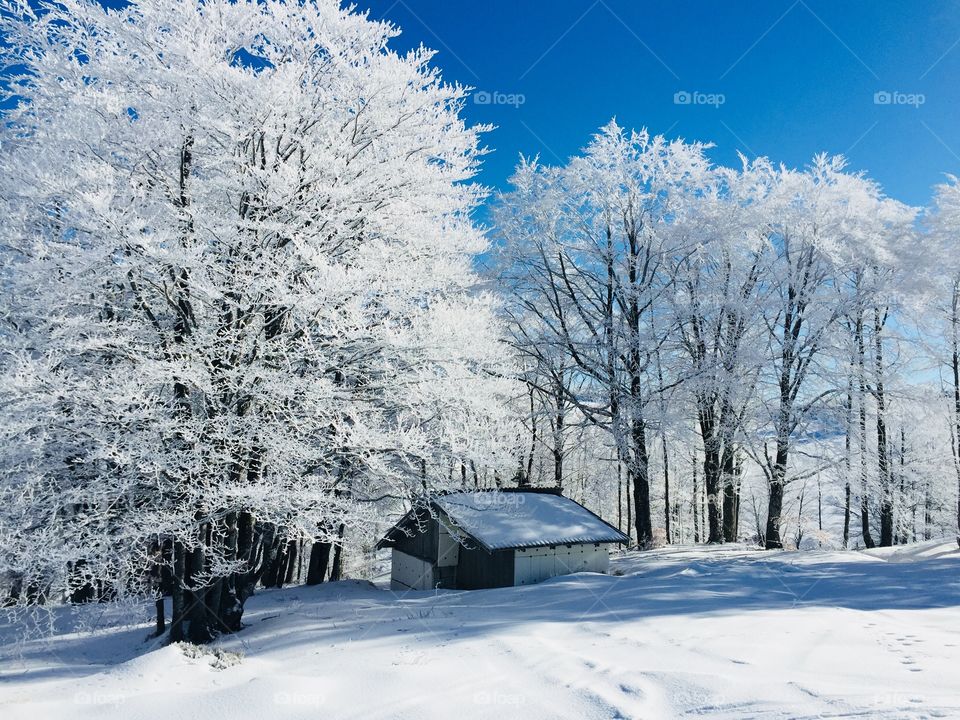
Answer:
xmin=0 ymin=0 xmax=517 ymax=639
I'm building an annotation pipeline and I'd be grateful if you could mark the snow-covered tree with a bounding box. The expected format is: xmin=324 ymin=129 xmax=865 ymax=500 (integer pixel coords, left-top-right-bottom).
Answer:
xmin=496 ymin=121 xmax=714 ymax=547
xmin=0 ymin=0 xmax=516 ymax=640
xmin=918 ymin=175 xmax=960 ymax=545
xmin=665 ymin=156 xmax=771 ymax=543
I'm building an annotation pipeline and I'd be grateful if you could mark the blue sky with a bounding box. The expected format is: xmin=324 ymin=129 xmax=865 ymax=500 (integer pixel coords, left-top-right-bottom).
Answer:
xmin=362 ymin=0 xmax=960 ymax=211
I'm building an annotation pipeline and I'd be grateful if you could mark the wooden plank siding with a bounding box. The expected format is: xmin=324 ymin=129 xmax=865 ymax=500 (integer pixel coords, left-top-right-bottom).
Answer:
xmin=455 ymin=544 xmax=515 ymax=589
xmin=389 ymin=511 xmax=439 ymax=563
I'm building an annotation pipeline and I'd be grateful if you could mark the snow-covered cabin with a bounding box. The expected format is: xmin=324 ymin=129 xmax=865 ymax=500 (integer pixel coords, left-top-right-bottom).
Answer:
xmin=377 ymin=488 xmax=628 ymax=590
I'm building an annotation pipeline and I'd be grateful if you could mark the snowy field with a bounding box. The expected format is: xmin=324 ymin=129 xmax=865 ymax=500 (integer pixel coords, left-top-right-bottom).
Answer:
xmin=2 ymin=541 xmax=959 ymax=720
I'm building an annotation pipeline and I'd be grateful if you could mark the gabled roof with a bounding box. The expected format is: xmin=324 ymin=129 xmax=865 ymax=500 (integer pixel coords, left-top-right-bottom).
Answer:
xmin=380 ymin=489 xmax=628 ymax=552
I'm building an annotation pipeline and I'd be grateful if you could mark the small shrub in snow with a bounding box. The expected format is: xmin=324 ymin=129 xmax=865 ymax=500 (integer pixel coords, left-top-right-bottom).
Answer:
xmin=176 ymin=642 xmax=243 ymax=670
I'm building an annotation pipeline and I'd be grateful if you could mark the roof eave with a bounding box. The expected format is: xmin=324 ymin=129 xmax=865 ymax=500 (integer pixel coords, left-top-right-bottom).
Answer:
xmin=491 ymin=537 xmax=628 ymax=551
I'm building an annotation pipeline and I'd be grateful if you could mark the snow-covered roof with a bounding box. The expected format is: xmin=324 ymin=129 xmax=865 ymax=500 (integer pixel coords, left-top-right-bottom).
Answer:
xmin=434 ymin=491 xmax=628 ymax=551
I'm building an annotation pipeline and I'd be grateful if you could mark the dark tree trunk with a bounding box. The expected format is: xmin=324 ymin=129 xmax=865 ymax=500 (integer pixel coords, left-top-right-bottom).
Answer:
xmin=330 ymin=524 xmax=346 ymax=581
xmin=150 ymin=540 xmax=165 ymax=636
xmin=205 ymin=572 xmax=223 ymax=638
xmin=630 ymin=413 xmax=653 ymax=548
xmin=764 ymin=439 xmax=789 ymax=549
xmin=155 ymin=597 xmax=166 ymax=636
xmin=170 ymin=541 xmax=186 ymax=642
xmin=856 ymin=311 xmax=876 ymax=549
xmin=524 ymin=385 xmax=537 ymax=486
xmin=284 ymin=540 xmax=299 ymax=585
xmin=861 ymin=495 xmax=875 ymax=549
xmin=721 ymin=445 xmax=739 ymax=542
xmin=818 ymin=476 xmax=824 ymax=531
xmin=68 ymin=560 xmax=96 ymax=604
xmin=552 ymin=378 xmax=565 ymax=490
xmin=843 ymin=382 xmax=853 ymax=548
xmin=764 ymin=247 xmax=825 ymax=551
xmin=692 ymin=452 xmax=700 ymax=543
xmin=184 ymin=542 xmax=216 ymax=644
xmin=625 ymin=466 xmax=633 ymax=546
xmin=218 ymin=512 xmax=243 ymax=632
xmin=662 ymin=436 xmax=671 ymax=543
xmin=843 ymin=482 xmax=852 ymax=548
xmin=874 ymin=308 xmax=893 ymax=547
xmin=699 ymin=415 xmax=723 ymax=543
xmin=952 ymin=279 xmax=960 ymax=546
xmin=623 ymin=217 xmax=653 ymax=549
xmin=617 ymin=457 xmax=623 ymax=537
xmin=897 ymin=429 xmax=907 ymax=545
xmin=307 ymin=539 xmax=332 ymax=585
xmin=261 ymin=526 xmax=283 ymax=588
xmin=765 ymin=310 xmax=794 ymax=552
xmin=269 ymin=538 xmax=293 ymax=589
xmin=235 ymin=512 xmax=256 ymax=602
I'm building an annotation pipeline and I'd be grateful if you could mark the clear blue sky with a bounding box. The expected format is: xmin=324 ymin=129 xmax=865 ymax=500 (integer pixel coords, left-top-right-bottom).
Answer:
xmin=12 ymin=1 xmax=958 ymax=210
xmin=361 ymin=0 xmax=960 ymax=211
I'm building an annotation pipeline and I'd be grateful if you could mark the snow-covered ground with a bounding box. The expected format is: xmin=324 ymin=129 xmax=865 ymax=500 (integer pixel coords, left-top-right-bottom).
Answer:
xmin=2 ymin=540 xmax=959 ymax=720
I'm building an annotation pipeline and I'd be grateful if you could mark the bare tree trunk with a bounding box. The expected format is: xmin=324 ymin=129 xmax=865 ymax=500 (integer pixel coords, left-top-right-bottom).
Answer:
xmin=721 ymin=443 xmax=739 ymax=542
xmin=330 ymin=524 xmax=346 ymax=581
xmin=794 ymin=482 xmax=806 ymax=549
xmin=874 ymin=307 xmax=893 ymax=547
xmin=662 ymin=436 xmax=671 ymax=543
xmin=765 ymin=436 xmax=789 ymax=549
xmin=765 ymin=298 xmax=796 ymax=550
xmin=818 ymin=475 xmax=824 ymax=532
xmin=653 ymin=344 xmax=671 ymax=544
xmin=843 ymin=380 xmax=853 ymax=548
xmin=952 ymin=278 xmax=960 ymax=546
xmin=631 ymin=412 xmax=653 ymax=547
xmin=692 ymin=451 xmax=700 ymax=543
xmin=700 ymin=414 xmax=723 ymax=543
xmin=617 ymin=453 xmax=623 ymax=538
xmin=856 ymin=310 xmax=876 ymax=549
xmin=281 ymin=540 xmax=298 ymax=586
xmin=526 ymin=387 xmax=537 ymax=485
xmin=552 ymin=379 xmax=565 ymax=490
xmin=235 ymin=512 xmax=260 ymax=606
xmin=185 ymin=541 xmax=214 ymax=644
xmin=170 ymin=541 xmax=186 ymax=642
xmin=765 ymin=332 xmax=794 ymax=550
xmin=307 ymin=540 xmax=331 ymax=585
xmin=218 ymin=511 xmax=242 ymax=632
xmin=897 ymin=428 xmax=907 ymax=545
xmin=168 ymin=137 xmax=200 ymax=643
xmin=261 ymin=526 xmax=284 ymax=588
